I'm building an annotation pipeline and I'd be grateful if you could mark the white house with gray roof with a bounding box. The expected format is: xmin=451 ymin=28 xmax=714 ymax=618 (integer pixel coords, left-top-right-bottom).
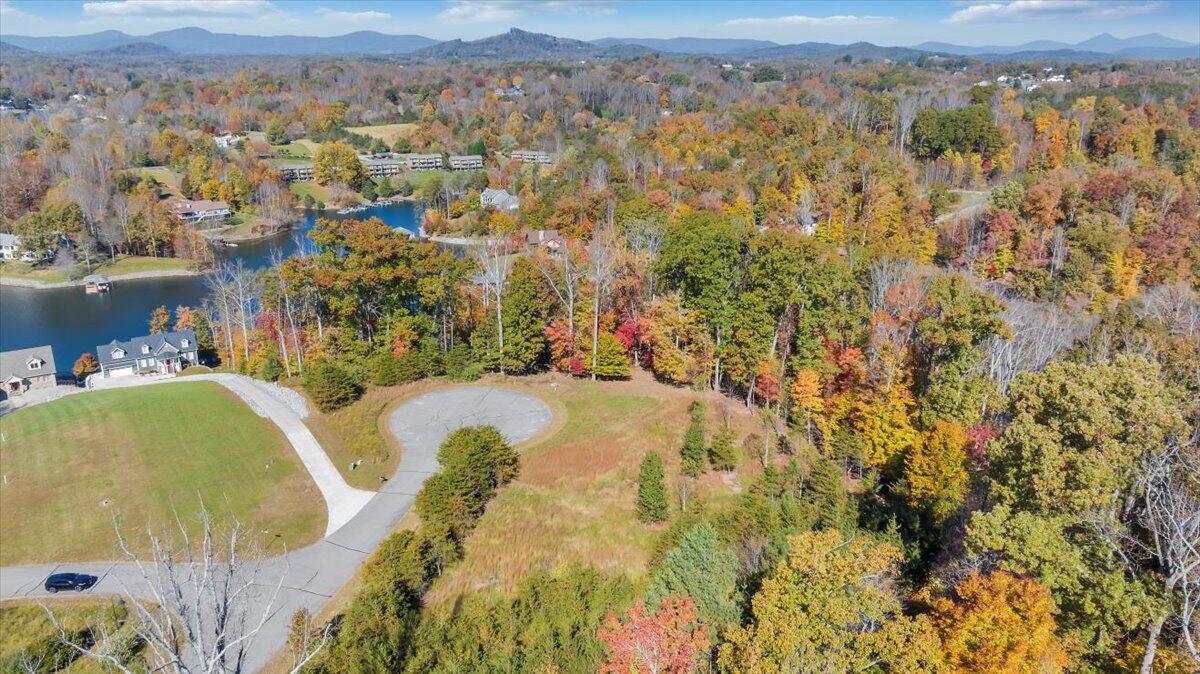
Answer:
xmin=480 ymin=187 xmax=520 ymax=212
xmin=96 ymin=330 xmax=199 ymax=378
xmin=0 ymin=346 xmax=56 ymax=398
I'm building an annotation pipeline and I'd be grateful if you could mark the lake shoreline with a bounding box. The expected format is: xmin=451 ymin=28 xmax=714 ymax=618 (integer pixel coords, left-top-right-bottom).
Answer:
xmin=0 ymin=267 xmax=201 ymax=289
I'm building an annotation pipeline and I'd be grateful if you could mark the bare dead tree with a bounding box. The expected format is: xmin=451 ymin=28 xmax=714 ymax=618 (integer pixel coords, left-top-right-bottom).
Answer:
xmin=474 ymin=237 xmax=511 ymax=373
xmin=203 ymin=263 xmax=237 ymax=366
xmin=1136 ymin=439 xmax=1200 ymax=671
xmin=49 ymin=508 xmax=295 ymax=674
xmin=1137 ymin=283 xmax=1200 ymax=338
xmin=587 ymin=214 xmax=621 ymax=380
xmin=984 ymin=298 xmax=1091 ymax=396
xmin=866 ymin=257 xmax=913 ymax=316
xmin=622 ymin=216 xmax=665 ymax=306
xmin=535 ymin=242 xmax=585 ymax=340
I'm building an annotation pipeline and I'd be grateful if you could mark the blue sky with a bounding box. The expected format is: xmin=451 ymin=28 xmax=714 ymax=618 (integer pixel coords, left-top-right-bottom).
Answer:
xmin=1 ymin=1 xmax=1197 ymax=44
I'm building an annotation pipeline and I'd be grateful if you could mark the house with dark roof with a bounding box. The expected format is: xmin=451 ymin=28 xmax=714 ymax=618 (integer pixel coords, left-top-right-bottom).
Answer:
xmin=95 ymin=330 xmax=199 ymax=378
xmin=0 ymin=346 xmax=56 ymax=398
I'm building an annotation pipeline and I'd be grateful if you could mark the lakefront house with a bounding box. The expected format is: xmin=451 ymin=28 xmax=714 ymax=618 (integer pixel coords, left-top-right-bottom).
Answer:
xmin=96 ymin=330 xmax=199 ymax=378
xmin=0 ymin=345 xmax=57 ymax=399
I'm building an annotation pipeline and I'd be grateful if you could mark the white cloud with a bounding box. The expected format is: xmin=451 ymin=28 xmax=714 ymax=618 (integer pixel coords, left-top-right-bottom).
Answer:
xmin=725 ymin=14 xmax=897 ymax=27
xmin=945 ymin=0 xmax=1159 ymax=24
xmin=82 ymin=0 xmax=278 ymax=17
xmin=316 ymin=6 xmax=392 ymax=22
xmin=436 ymin=0 xmax=615 ymax=24
xmin=0 ymin=0 xmax=31 ymax=19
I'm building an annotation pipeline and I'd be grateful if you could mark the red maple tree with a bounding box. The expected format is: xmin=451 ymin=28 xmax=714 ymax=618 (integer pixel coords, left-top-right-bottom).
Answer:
xmin=597 ymin=596 xmax=708 ymax=674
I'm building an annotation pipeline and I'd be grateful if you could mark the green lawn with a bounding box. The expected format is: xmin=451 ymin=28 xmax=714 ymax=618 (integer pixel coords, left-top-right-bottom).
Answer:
xmin=0 ymin=255 xmax=194 ymax=285
xmin=132 ymin=166 xmax=183 ymax=198
xmin=0 ymin=382 xmax=325 ymax=565
xmin=95 ymin=254 xmax=195 ymax=275
xmin=289 ymin=181 xmax=360 ymax=205
xmin=271 ymin=141 xmax=312 ymax=159
xmin=0 ymin=261 xmax=69 ymax=283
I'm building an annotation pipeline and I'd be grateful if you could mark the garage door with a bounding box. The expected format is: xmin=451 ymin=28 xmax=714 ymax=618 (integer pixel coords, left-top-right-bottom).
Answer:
xmin=106 ymin=366 xmax=135 ymax=377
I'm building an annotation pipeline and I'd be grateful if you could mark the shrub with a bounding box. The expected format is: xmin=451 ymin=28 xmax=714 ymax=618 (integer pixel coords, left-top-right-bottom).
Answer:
xmin=302 ymin=360 xmax=362 ymax=412
xmin=394 ymin=349 xmax=427 ymax=383
xmin=708 ymin=427 xmax=738 ymax=471
xmin=416 ymin=426 xmax=517 ymax=551
xmin=258 ymin=352 xmax=283 ymax=381
xmin=367 ymin=352 xmax=403 ymax=386
xmin=637 ymin=451 xmax=669 ymax=523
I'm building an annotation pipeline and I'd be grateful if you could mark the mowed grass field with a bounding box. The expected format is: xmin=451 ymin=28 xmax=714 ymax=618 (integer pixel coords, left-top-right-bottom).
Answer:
xmin=0 ymin=382 xmax=325 ymax=565
xmin=423 ymin=373 xmax=763 ymax=606
xmin=346 ymin=123 xmax=416 ymax=146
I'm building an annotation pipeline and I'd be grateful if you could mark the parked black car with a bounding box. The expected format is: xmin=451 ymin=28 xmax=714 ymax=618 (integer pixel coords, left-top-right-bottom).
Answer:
xmin=44 ymin=572 xmax=98 ymax=593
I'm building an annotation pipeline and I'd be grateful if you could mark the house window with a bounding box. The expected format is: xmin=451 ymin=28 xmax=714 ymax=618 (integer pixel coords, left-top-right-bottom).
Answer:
xmin=141 ymin=344 xmax=150 ymax=354
xmin=28 ymin=360 xmax=41 ymax=370
xmin=181 ymin=339 xmax=190 ymax=348
xmin=112 ymin=348 xmax=125 ymax=358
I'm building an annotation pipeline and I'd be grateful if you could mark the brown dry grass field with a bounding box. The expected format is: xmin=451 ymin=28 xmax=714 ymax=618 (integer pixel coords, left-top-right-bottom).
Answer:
xmin=345 ymin=123 xmax=417 ymax=146
xmin=420 ymin=371 xmax=765 ymax=606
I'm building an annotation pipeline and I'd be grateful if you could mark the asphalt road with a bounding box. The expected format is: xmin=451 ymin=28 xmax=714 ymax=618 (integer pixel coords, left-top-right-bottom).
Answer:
xmin=0 ymin=385 xmax=552 ymax=672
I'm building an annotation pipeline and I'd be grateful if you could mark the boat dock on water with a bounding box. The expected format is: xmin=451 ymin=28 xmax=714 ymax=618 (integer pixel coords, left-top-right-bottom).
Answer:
xmin=83 ymin=275 xmax=110 ymax=294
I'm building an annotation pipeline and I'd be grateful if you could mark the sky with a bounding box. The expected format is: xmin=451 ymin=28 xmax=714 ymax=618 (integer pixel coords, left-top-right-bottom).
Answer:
xmin=1 ymin=0 xmax=1198 ymax=45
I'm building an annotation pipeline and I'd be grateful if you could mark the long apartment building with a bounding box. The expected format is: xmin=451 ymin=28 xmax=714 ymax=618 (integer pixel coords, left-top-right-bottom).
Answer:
xmin=405 ymin=153 xmax=444 ymax=170
xmin=448 ymin=154 xmax=484 ymax=171
xmin=510 ymin=150 xmax=552 ymax=165
xmin=276 ymin=156 xmax=401 ymax=182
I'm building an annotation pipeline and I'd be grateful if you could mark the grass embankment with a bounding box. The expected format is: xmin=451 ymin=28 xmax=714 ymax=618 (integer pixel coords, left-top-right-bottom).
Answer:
xmin=0 ymin=382 xmax=325 ymax=565
xmin=0 ymin=255 xmax=195 ymax=284
xmin=271 ymin=141 xmax=312 ymax=159
xmin=0 ymin=598 xmax=146 ymax=672
xmin=345 ymin=123 xmax=416 ymax=146
xmin=132 ymin=166 xmax=183 ymax=199
xmin=422 ymin=373 xmax=763 ymax=606
xmin=301 ymin=380 xmax=447 ymax=491
xmin=287 ymin=181 xmax=359 ymax=207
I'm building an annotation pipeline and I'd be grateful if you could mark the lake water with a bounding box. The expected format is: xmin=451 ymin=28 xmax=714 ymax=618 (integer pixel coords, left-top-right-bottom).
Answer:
xmin=0 ymin=202 xmax=420 ymax=365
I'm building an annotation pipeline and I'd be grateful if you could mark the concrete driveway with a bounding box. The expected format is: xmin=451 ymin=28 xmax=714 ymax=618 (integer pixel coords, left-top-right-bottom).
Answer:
xmin=0 ymin=385 xmax=552 ymax=672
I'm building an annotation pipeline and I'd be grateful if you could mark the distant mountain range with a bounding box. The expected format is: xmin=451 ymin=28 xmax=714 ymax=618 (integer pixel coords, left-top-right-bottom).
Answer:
xmin=916 ymin=32 xmax=1198 ymax=61
xmin=1 ymin=27 xmax=436 ymax=55
xmin=591 ymin=37 xmax=778 ymax=55
xmin=1 ymin=27 xmax=1196 ymax=62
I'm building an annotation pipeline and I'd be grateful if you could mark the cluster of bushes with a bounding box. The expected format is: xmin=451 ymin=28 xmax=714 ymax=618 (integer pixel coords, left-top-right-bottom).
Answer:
xmin=311 ymin=426 xmax=518 ymax=672
xmin=300 ymin=317 xmax=485 ymax=413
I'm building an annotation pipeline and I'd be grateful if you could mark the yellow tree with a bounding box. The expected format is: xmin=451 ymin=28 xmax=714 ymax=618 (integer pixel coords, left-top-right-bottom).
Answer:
xmin=904 ymin=421 xmax=971 ymax=523
xmin=854 ymin=388 xmax=918 ymax=472
xmin=931 ymin=571 xmax=1070 ymax=674
xmin=313 ymin=141 xmax=365 ymax=187
xmin=718 ymin=530 xmax=945 ymax=673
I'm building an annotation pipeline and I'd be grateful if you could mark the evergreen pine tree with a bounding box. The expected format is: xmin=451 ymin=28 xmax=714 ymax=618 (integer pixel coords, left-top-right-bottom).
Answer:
xmin=637 ymin=451 xmax=669 ymax=523
xmin=805 ymin=458 xmax=855 ymax=532
xmin=708 ymin=426 xmax=738 ymax=471
xmin=500 ymin=259 xmax=547 ymax=373
xmin=680 ymin=402 xmax=706 ymax=477
xmin=591 ymin=332 xmax=631 ymax=379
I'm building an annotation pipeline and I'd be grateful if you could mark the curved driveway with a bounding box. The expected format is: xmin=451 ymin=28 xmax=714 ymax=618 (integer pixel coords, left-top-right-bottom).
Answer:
xmin=0 ymin=385 xmax=551 ymax=672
